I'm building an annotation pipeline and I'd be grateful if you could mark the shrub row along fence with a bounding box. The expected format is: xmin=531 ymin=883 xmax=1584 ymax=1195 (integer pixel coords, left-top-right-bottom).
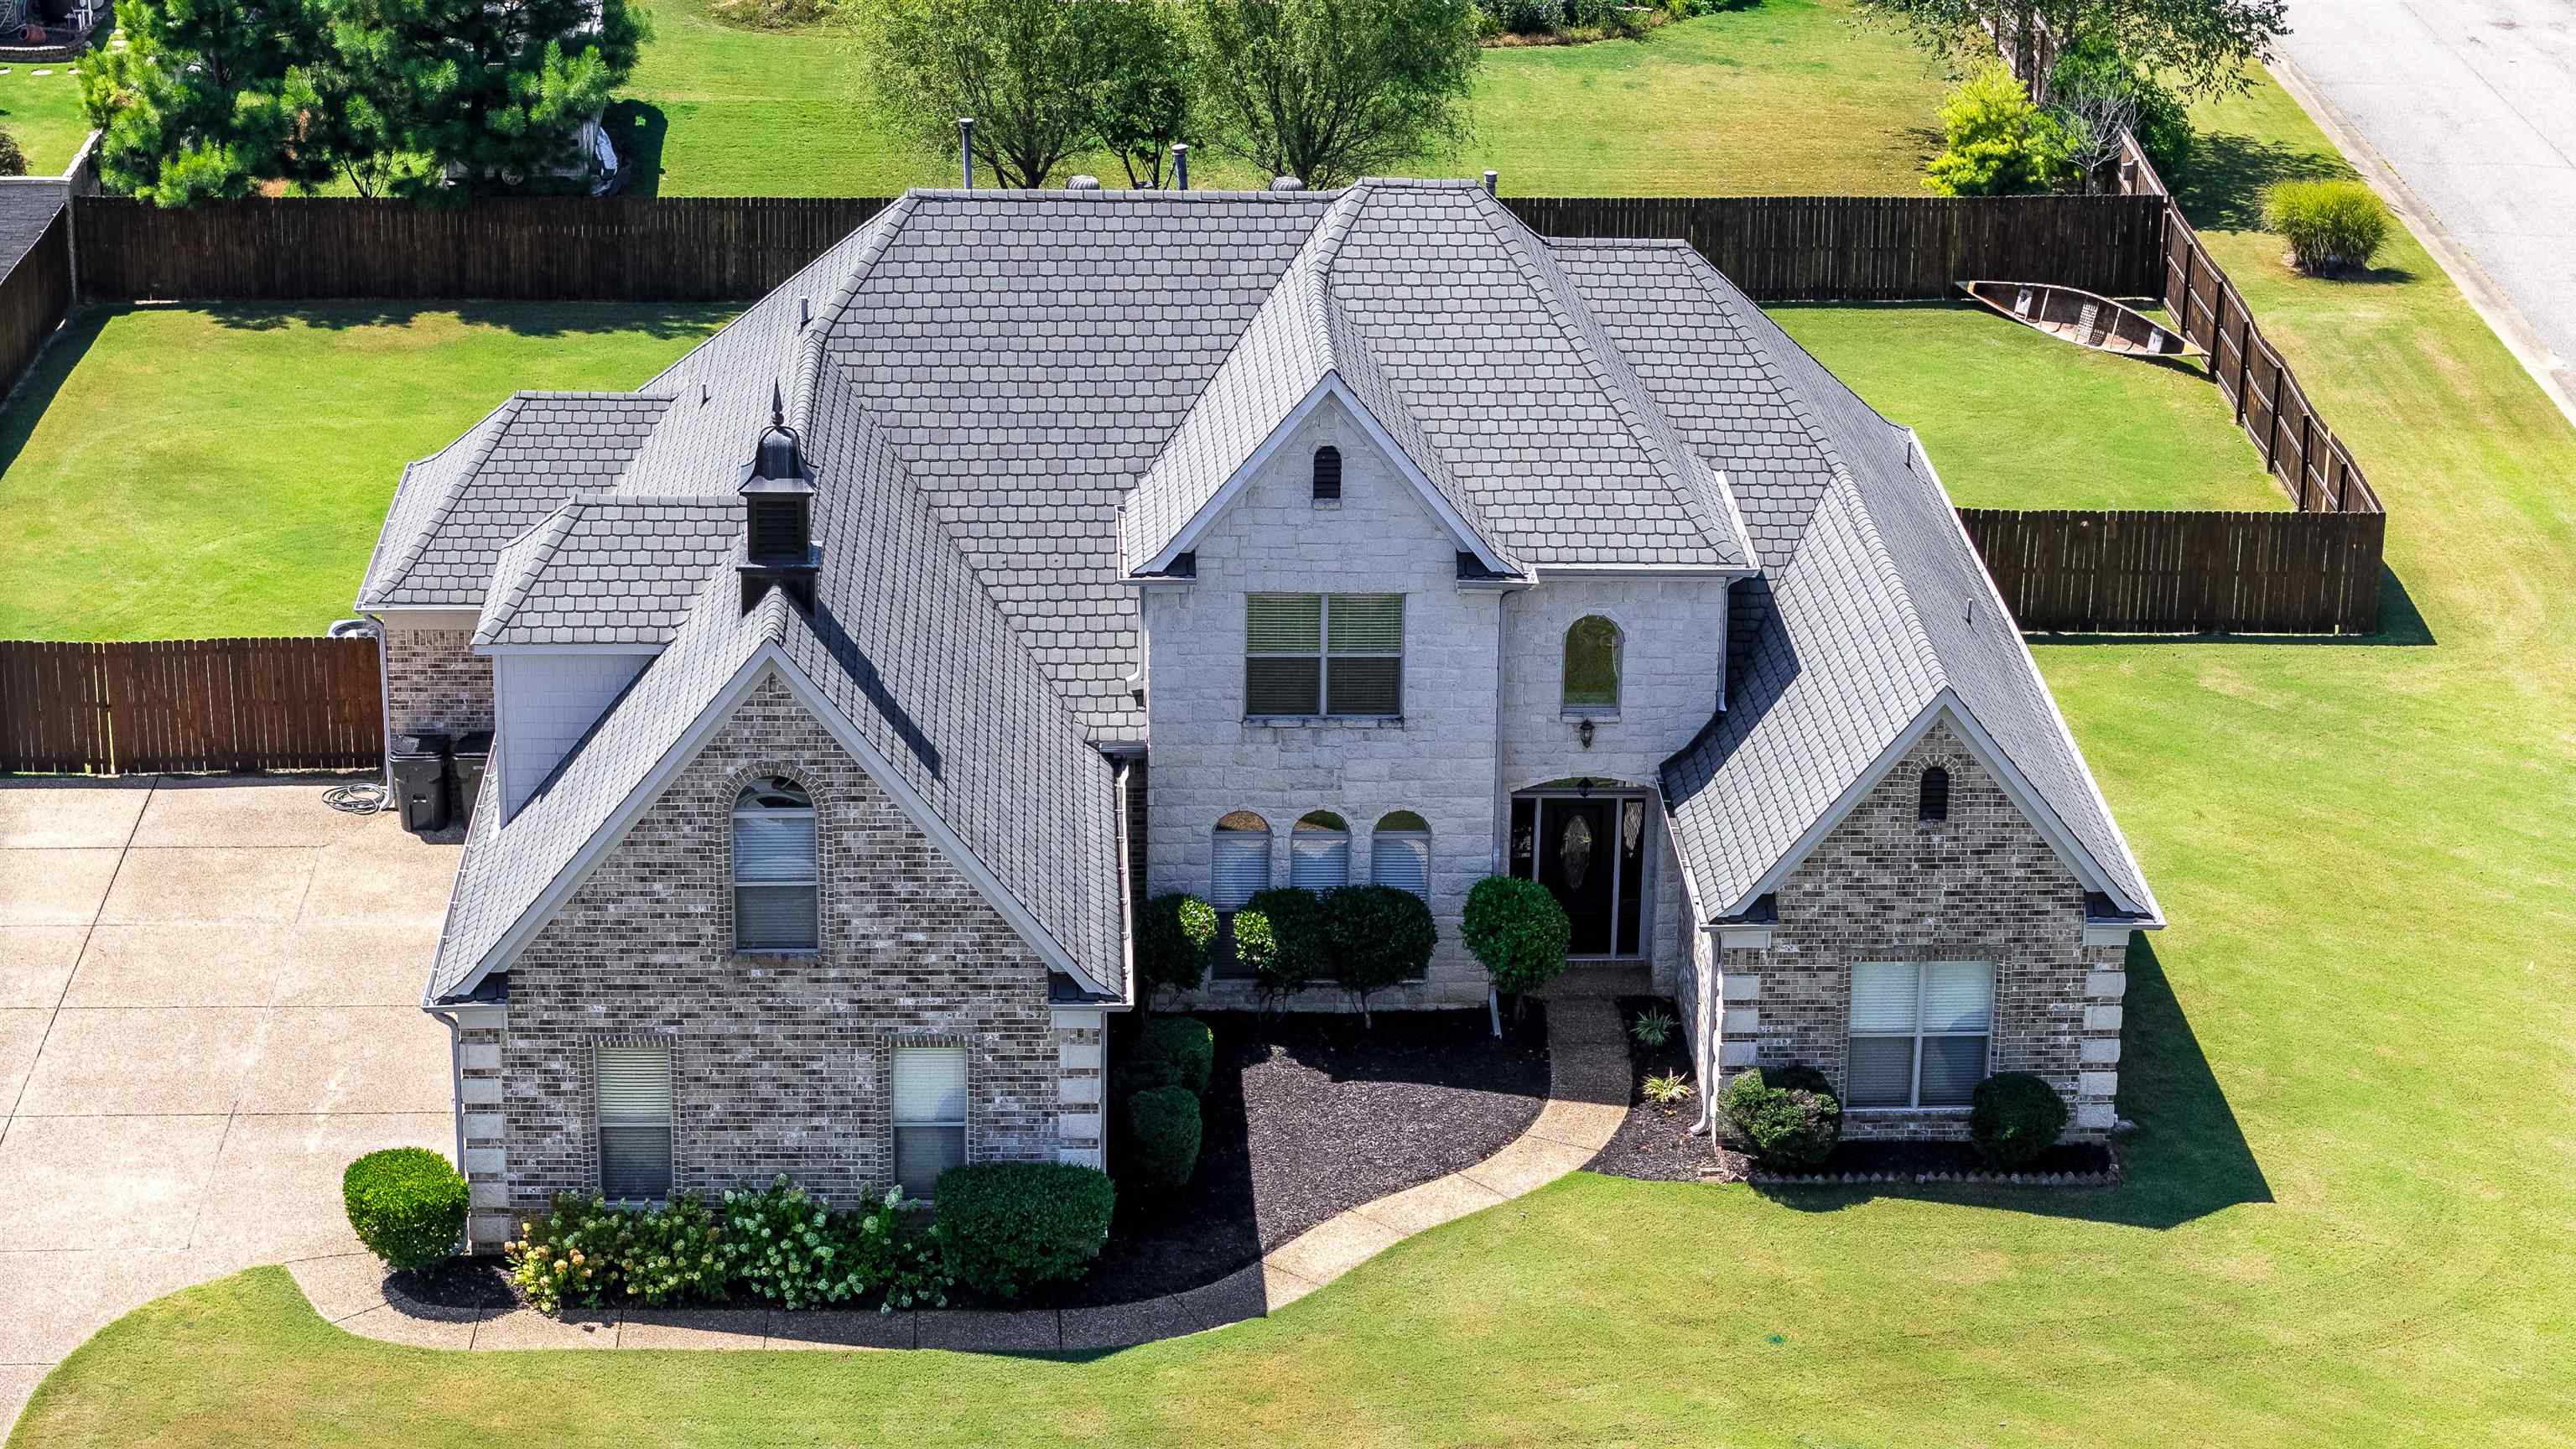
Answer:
xmin=2113 ymin=136 xmax=2381 ymax=517
xmin=0 ymin=636 xmax=382 ymax=775
xmin=1959 ymin=508 xmax=2384 ymax=635
xmin=69 ymin=191 xmax=2167 ymax=306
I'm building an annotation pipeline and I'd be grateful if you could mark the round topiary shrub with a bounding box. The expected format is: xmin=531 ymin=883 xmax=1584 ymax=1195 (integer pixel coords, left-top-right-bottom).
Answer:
xmin=1322 ymin=884 xmax=1437 ymax=1026
xmin=1130 ymin=1014 xmax=1215 ymax=1098
xmin=1123 ymin=1083 xmax=1203 ymax=1191
xmin=343 ymin=1147 xmax=470 ymax=1272
xmin=1136 ymin=892 xmax=1217 ymax=1005
xmin=1462 ymin=875 xmax=1571 ymax=1010
xmin=932 ymin=1161 xmax=1116 ymax=1299
xmin=1245 ymin=886 xmax=1327 ymax=1005
xmin=1718 ymin=1065 xmax=1842 ymax=1171
xmin=1969 ymin=1072 xmax=2070 ymax=1170
xmin=2262 ymin=178 xmax=2391 ymax=276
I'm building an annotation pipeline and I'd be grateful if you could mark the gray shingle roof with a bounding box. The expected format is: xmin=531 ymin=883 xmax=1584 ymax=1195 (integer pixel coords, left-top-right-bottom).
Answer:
xmin=0 ymin=182 xmax=63 ymax=273
xmin=474 ymin=497 xmax=741 ymax=647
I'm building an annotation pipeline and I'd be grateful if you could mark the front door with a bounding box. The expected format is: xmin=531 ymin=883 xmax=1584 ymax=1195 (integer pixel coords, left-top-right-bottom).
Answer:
xmin=1511 ymin=793 xmax=1646 ymax=958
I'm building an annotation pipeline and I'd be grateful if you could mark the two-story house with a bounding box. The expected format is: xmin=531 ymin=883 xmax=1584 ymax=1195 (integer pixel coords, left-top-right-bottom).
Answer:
xmin=361 ymin=179 xmax=2160 ymax=1249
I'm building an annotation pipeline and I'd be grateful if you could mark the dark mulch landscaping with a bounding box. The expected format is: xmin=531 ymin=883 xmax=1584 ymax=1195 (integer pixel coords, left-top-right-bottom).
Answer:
xmin=1032 ymin=1005 xmax=1550 ymax=1308
xmin=387 ymin=1257 xmax=519 ymax=1312
xmin=1585 ymin=995 xmax=1722 ymax=1182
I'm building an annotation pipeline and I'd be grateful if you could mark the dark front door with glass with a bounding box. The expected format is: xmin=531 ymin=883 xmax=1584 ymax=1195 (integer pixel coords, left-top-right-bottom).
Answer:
xmin=1509 ymin=793 xmax=1647 ymax=958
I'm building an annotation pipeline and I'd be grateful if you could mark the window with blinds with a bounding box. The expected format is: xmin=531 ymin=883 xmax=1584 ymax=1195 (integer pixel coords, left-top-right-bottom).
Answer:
xmin=733 ymin=778 xmax=818 ymax=952
xmin=1846 ymin=961 xmax=1993 ymax=1109
xmin=1210 ymin=813 xmax=1272 ymax=910
xmin=1244 ymin=594 xmax=1403 ymax=717
xmin=1290 ymin=812 xmax=1350 ymax=890
xmin=1370 ymin=810 xmax=1430 ymax=900
xmin=595 ymin=1041 xmax=673 ymax=1202
xmin=892 ymin=1045 xmax=968 ymax=1197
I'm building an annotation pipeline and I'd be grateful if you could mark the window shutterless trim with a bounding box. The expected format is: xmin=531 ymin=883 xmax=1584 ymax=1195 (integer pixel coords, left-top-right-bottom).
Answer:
xmin=731 ymin=789 xmax=818 ymax=953
xmin=1244 ymin=593 xmax=1403 ymax=719
xmin=1846 ymin=960 xmax=1992 ymax=1109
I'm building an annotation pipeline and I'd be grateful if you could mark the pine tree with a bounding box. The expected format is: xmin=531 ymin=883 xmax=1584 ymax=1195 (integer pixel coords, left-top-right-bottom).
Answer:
xmin=77 ymin=0 xmax=330 ymax=204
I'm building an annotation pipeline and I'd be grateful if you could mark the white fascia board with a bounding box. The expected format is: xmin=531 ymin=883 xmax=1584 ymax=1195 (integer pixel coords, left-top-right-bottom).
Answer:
xmin=475 ymin=642 xmax=667 ymax=657
xmin=442 ymin=1001 xmax=508 ymax=1030
xmin=1140 ymin=373 xmax=1517 ymax=579
xmin=1532 ymin=564 xmax=1758 ymax=579
xmin=1907 ymin=428 xmax=2163 ymax=925
xmin=371 ymin=606 xmax=486 ymax=629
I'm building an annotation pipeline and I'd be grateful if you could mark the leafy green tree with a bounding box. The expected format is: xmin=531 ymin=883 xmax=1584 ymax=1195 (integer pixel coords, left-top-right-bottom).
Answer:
xmin=1092 ymin=0 xmax=1192 ymax=187
xmin=77 ymin=0 xmax=329 ymax=204
xmin=860 ymin=0 xmax=1119 ymax=189
xmin=1186 ymin=0 xmax=1478 ymax=188
xmin=1857 ymin=0 xmax=2286 ymax=103
xmin=1922 ymin=61 xmax=2075 ymax=196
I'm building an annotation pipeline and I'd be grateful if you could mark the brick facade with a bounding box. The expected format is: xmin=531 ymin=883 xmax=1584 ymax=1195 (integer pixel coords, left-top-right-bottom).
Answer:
xmin=486 ymin=671 xmax=1096 ymax=1219
xmin=1691 ymin=719 xmax=2127 ymax=1142
xmin=382 ymin=623 xmax=494 ymax=739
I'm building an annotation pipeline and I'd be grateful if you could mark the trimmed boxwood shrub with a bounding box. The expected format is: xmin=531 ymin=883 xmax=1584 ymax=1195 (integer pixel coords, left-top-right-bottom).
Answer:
xmin=1124 ymin=1083 xmax=1203 ymax=1191
xmin=1322 ymin=884 xmax=1437 ymax=1026
xmin=1719 ymin=1064 xmax=1842 ymax=1171
xmin=1462 ymin=874 xmax=1571 ymax=1010
xmin=2262 ymin=179 xmax=2392 ymax=276
xmin=1130 ymin=1014 xmax=1215 ymax=1098
xmin=932 ymin=1161 xmax=1116 ymax=1299
xmin=1246 ymin=886 xmax=1328 ymax=1005
xmin=1136 ymin=892 xmax=1217 ymax=1005
xmin=1970 ymin=1072 xmax=2070 ymax=1170
xmin=343 ymin=1146 xmax=470 ymax=1272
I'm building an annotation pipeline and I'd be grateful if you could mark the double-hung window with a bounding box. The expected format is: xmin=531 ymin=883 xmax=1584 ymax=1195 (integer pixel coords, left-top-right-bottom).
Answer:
xmin=595 ymin=1041 xmax=674 ymax=1202
xmin=1846 ymin=961 xmax=1993 ymax=1109
xmin=733 ymin=778 xmax=818 ymax=951
xmin=892 ymin=1045 xmax=969 ymax=1197
xmin=1245 ymin=593 xmax=1404 ymax=718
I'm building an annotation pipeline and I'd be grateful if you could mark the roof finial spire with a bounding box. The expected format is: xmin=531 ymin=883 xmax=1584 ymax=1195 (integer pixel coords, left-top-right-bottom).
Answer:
xmin=771 ymin=381 xmax=786 ymax=430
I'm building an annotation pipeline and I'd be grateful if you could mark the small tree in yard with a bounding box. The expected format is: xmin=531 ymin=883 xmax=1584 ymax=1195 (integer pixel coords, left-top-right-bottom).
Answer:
xmin=862 ymin=0 xmax=1118 ymax=189
xmin=1922 ymin=62 xmax=2075 ymax=197
xmin=1135 ymin=892 xmax=1217 ymax=1010
xmin=1186 ymin=0 xmax=1479 ymax=188
xmin=0 ymin=129 xmax=23 ymax=179
xmin=1322 ymin=884 xmax=1436 ymax=1026
xmin=1093 ymin=0 xmax=1193 ymax=187
xmin=1462 ymin=875 xmax=1569 ymax=1019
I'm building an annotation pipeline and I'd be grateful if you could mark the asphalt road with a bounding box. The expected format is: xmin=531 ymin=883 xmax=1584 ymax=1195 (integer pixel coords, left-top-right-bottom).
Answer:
xmin=2279 ymin=0 xmax=2576 ymax=409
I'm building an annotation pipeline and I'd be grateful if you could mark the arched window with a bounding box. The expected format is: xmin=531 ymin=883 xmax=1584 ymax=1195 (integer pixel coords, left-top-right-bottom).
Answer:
xmin=733 ymin=777 xmax=818 ymax=951
xmin=1562 ymin=615 xmax=1622 ymax=712
xmin=1918 ymin=766 xmax=1950 ymax=823
xmin=1291 ymin=811 xmax=1350 ymax=890
xmin=1370 ymin=810 xmax=1431 ymax=901
xmin=1211 ymin=811 xmax=1272 ymax=910
xmin=1311 ymin=445 xmax=1343 ymax=502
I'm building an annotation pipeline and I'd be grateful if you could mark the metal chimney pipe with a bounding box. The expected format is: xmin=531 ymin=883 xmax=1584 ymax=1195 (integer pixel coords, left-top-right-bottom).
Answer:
xmin=1483 ymin=169 xmax=1498 ymax=195
xmin=958 ymin=117 xmax=975 ymax=189
xmin=1171 ymin=143 xmax=1189 ymax=191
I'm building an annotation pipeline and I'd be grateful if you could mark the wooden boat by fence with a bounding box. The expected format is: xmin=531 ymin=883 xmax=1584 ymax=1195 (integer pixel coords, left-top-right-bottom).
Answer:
xmin=1960 ymin=279 xmax=2200 ymax=360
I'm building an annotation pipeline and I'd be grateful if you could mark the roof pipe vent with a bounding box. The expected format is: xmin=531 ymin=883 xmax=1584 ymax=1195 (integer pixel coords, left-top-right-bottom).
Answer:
xmin=1483 ymin=169 xmax=1498 ymax=195
xmin=1067 ymin=174 xmax=1101 ymax=190
xmin=738 ymin=382 xmax=819 ymax=615
xmin=1270 ymin=175 xmax=1303 ymax=191
xmin=958 ymin=117 xmax=975 ymax=190
xmin=1171 ymin=143 xmax=1188 ymax=191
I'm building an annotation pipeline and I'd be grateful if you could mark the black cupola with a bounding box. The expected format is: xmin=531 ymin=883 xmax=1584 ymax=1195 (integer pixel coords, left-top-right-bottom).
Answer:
xmin=739 ymin=383 xmax=819 ymax=613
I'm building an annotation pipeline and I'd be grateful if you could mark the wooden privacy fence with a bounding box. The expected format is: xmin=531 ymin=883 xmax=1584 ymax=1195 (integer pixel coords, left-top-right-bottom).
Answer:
xmin=71 ymin=191 xmax=2166 ymax=305
xmin=0 ymin=205 xmax=70 ymax=397
xmin=0 ymin=637 xmax=383 ymax=775
xmin=1504 ymin=193 xmax=2164 ymax=301
xmin=1960 ymin=508 xmax=2384 ymax=635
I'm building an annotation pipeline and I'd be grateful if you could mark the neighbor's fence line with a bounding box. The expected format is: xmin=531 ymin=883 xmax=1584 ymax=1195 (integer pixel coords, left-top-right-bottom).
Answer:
xmin=69 ymin=191 xmax=2166 ymax=306
xmin=1959 ymin=507 xmax=2383 ymax=635
xmin=0 ymin=206 xmax=70 ymax=405
xmin=0 ymin=637 xmax=383 ymax=775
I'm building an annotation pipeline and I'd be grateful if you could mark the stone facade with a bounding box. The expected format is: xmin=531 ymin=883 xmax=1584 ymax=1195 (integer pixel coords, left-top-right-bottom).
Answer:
xmin=1690 ymin=719 xmax=2127 ymax=1142
xmin=382 ymin=619 xmax=494 ymax=740
xmin=482 ymin=671 xmax=1098 ymax=1219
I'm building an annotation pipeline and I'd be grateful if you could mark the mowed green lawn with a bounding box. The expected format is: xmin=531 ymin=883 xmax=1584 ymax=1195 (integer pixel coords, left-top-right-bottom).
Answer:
xmin=0 ymin=59 xmax=92 ymax=175
xmin=15 ymin=66 xmax=2576 ymax=1448
xmin=1768 ymin=303 xmax=2287 ymax=510
xmin=621 ymin=0 xmax=1945 ymax=195
xmin=0 ymin=305 xmax=730 ymax=640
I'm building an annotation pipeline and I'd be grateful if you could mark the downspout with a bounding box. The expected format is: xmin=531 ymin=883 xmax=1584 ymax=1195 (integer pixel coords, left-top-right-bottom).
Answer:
xmin=428 ymin=1008 xmax=467 ymax=1172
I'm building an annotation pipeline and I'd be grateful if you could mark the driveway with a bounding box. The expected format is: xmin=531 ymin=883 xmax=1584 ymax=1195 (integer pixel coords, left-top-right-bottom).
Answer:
xmin=2278 ymin=0 xmax=2576 ymax=417
xmin=0 ymin=776 xmax=462 ymax=1431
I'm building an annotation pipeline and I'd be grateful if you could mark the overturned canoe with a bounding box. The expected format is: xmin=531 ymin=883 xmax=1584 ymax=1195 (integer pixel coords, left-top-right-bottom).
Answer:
xmin=1959 ymin=280 xmax=2203 ymax=360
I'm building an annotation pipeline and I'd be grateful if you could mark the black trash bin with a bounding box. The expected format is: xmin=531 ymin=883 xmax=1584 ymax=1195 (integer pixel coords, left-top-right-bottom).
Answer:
xmin=450 ymin=730 xmax=493 ymax=829
xmin=391 ymin=733 xmax=453 ymax=834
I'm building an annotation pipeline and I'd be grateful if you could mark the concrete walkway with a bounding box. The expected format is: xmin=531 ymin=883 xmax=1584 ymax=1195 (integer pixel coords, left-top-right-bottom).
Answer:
xmin=290 ymin=996 xmax=1632 ymax=1353
xmin=0 ymin=776 xmax=464 ymax=1431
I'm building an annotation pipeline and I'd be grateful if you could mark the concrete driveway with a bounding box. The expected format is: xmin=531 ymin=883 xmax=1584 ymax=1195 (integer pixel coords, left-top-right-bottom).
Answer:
xmin=2279 ymin=0 xmax=2576 ymax=419
xmin=0 ymin=776 xmax=462 ymax=1431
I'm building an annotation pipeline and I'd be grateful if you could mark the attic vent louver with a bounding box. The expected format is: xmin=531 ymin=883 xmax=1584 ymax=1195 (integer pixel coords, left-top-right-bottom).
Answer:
xmin=738 ymin=382 xmax=818 ymax=615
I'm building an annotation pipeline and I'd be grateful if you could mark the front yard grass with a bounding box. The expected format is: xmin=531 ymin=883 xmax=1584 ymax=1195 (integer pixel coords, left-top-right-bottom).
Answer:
xmin=1766 ymin=303 xmax=2288 ymax=511
xmin=16 ymin=66 xmax=2576 ymax=1449
xmin=0 ymin=304 xmax=731 ymax=641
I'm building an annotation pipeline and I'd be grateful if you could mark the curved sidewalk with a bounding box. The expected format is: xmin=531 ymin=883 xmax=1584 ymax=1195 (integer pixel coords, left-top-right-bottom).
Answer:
xmin=289 ymin=997 xmax=1631 ymax=1353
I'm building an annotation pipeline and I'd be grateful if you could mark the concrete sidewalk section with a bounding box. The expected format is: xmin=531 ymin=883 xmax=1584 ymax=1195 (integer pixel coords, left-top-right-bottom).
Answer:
xmin=290 ymin=995 xmax=1634 ymax=1354
xmin=0 ymin=776 xmax=464 ymax=1432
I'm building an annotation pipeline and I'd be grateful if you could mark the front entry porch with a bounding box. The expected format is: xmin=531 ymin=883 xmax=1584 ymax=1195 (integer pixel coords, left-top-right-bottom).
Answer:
xmin=1507 ymin=785 xmax=1654 ymax=961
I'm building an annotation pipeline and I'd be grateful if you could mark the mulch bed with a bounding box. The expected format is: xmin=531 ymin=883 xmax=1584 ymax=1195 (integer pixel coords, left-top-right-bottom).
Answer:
xmin=1036 ymin=1005 xmax=1550 ymax=1307
xmin=1585 ymin=996 xmax=1723 ymax=1182
xmin=387 ymin=1257 xmax=519 ymax=1312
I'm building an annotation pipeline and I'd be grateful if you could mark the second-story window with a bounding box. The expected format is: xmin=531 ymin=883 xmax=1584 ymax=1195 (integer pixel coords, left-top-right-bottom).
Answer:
xmin=1561 ymin=615 xmax=1623 ymax=714
xmin=1245 ymin=593 xmax=1404 ymax=718
xmin=733 ymin=777 xmax=818 ymax=951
